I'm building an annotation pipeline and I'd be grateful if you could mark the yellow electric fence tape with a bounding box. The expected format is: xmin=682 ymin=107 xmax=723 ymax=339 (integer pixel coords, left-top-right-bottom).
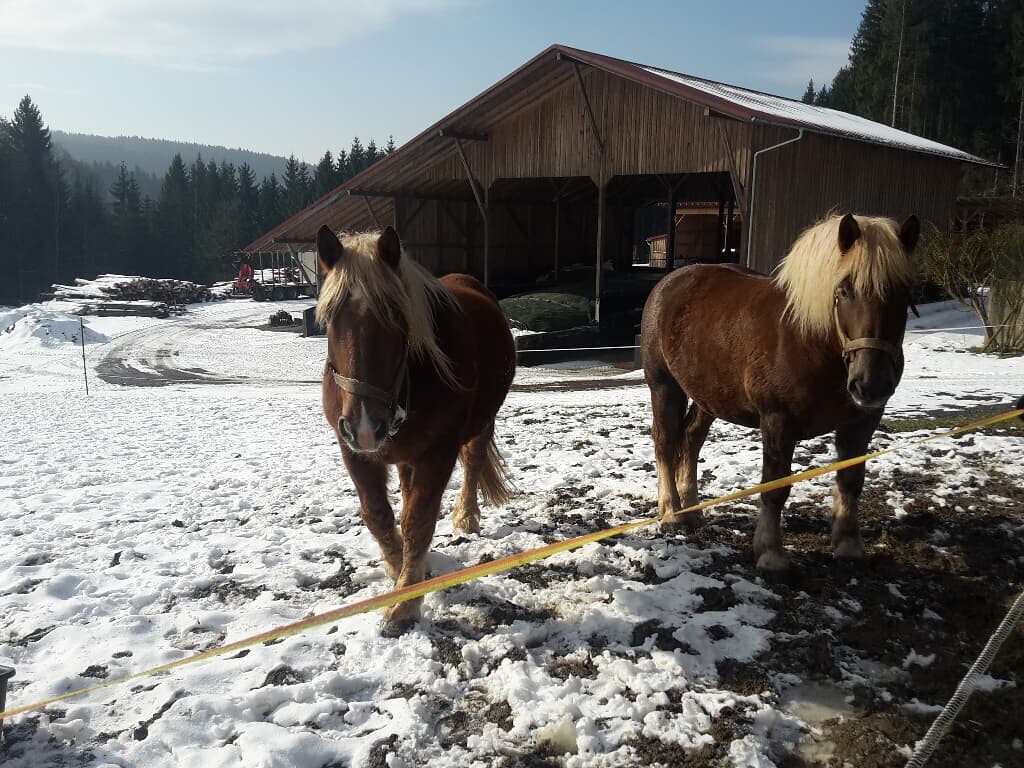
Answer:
xmin=2 ymin=407 xmax=1021 ymax=720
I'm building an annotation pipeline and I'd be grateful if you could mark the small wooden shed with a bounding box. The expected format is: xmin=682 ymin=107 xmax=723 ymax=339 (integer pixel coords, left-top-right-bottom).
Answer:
xmin=244 ymin=45 xmax=995 ymax=321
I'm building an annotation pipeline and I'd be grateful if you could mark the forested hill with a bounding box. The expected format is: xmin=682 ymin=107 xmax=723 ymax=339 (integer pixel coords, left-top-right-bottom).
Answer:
xmin=52 ymin=130 xmax=293 ymax=182
xmin=810 ymin=0 xmax=1023 ymax=193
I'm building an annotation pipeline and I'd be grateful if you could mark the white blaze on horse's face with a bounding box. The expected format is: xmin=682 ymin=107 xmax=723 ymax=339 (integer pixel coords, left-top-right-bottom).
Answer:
xmin=328 ymin=291 xmax=408 ymax=454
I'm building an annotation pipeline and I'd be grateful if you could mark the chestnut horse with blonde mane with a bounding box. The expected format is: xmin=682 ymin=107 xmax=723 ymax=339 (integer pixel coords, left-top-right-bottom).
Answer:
xmin=316 ymin=226 xmax=515 ymax=634
xmin=642 ymin=213 xmax=920 ymax=570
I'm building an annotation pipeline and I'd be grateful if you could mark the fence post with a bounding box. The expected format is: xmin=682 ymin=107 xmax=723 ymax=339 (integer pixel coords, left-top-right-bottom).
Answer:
xmin=79 ymin=318 xmax=89 ymax=396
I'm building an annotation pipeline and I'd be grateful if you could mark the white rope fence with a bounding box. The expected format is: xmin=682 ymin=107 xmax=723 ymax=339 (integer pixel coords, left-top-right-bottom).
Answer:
xmin=905 ymin=586 xmax=1024 ymax=766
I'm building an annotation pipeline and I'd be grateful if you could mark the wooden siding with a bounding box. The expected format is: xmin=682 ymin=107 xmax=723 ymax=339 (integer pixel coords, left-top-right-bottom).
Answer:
xmin=748 ymin=129 xmax=962 ymax=274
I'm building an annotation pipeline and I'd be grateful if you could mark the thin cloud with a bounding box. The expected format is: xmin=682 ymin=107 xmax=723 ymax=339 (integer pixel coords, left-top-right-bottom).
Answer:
xmin=0 ymin=1 xmax=458 ymax=68
xmin=756 ymin=36 xmax=851 ymax=91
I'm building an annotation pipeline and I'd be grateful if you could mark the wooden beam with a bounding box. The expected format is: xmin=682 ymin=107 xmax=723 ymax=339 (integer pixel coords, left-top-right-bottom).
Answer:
xmin=362 ymin=195 xmax=382 ymax=228
xmin=399 ymin=198 xmax=428 ymax=231
xmin=714 ymin=122 xmax=749 ymax=220
xmin=349 ymin=188 xmax=472 ymax=203
xmin=437 ymin=128 xmax=489 ymax=142
xmin=270 ymin=237 xmax=315 ymax=245
xmin=570 ymin=62 xmax=605 ymax=155
xmin=453 ymin=137 xmax=487 ymax=219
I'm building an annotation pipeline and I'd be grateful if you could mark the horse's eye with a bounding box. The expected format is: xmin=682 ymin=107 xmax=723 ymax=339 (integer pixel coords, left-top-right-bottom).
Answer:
xmin=838 ymin=285 xmax=850 ymax=300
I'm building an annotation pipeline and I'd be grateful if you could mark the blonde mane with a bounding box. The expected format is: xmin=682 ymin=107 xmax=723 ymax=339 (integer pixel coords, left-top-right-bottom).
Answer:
xmin=774 ymin=214 xmax=914 ymax=338
xmin=315 ymin=231 xmax=459 ymax=387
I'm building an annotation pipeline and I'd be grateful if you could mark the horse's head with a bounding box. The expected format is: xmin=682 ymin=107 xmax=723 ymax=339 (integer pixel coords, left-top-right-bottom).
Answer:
xmin=316 ymin=226 xmax=410 ymax=453
xmin=832 ymin=213 xmax=920 ymax=410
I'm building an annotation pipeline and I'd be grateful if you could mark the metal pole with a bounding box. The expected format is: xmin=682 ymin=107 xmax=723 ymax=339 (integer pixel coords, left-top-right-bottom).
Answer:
xmin=79 ymin=318 xmax=89 ymax=396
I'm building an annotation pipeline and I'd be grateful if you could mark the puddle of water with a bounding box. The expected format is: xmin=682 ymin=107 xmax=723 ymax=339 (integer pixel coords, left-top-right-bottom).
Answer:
xmin=780 ymin=681 xmax=855 ymax=765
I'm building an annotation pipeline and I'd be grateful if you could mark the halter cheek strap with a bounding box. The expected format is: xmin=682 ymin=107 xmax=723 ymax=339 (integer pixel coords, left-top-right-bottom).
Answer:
xmin=833 ymin=295 xmax=903 ymax=366
xmin=326 ymin=346 xmax=410 ymax=436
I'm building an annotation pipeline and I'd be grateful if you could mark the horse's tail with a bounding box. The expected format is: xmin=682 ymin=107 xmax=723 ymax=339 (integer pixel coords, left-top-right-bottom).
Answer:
xmin=477 ymin=433 xmax=516 ymax=507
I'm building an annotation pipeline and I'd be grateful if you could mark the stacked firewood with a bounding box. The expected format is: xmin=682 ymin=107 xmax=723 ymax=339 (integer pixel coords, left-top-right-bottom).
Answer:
xmin=46 ymin=275 xmax=217 ymax=317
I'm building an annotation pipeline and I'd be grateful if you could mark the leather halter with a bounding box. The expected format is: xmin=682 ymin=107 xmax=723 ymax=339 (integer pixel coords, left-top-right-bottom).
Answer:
xmin=326 ymin=345 xmax=410 ymax=437
xmin=833 ymin=292 xmax=903 ymax=366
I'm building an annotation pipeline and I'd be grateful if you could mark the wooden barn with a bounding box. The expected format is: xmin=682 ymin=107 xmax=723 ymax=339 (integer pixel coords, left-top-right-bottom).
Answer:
xmin=244 ymin=44 xmax=994 ymax=326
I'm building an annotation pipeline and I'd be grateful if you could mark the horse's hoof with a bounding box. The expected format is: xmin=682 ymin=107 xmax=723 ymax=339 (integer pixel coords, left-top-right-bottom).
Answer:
xmin=453 ymin=516 xmax=481 ymax=535
xmin=661 ymin=510 xmax=705 ymax=534
xmin=756 ymin=549 xmax=790 ymax=572
xmin=833 ymin=536 xmax=865 ymax=559
xmin=379 ymin=616 xmax=417 ymax=638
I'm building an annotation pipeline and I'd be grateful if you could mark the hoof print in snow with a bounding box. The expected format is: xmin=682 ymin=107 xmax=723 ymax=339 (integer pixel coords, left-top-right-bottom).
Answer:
xmin=81 ymin=665 xmax=109 ymax=679
xmin=365 ymin=734 xmax=399 ymax=768
xmin=258 ymin=665 xmax=308 ymax=688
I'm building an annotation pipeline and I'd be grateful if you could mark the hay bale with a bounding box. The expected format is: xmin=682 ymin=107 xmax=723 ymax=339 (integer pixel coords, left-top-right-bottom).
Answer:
xmin=500 ymin=292 xmax=592 ymax=333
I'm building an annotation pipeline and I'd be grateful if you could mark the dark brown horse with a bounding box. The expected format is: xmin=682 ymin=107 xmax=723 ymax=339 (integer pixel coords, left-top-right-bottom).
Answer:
xmin=316 ymin=226 xmax=516 ymax=633
xmin=642 ymin=213 xmax=919 ymax=570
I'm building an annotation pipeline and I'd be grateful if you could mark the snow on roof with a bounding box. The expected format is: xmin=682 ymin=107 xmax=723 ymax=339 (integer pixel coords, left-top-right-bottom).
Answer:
xmin=641 ymin=65 xmax=991 ymax=166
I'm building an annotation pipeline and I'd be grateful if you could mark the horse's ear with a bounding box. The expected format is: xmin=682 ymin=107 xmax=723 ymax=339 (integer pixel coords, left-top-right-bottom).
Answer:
xmin=316 ymin=226 xmax=344 ymax=275
xmin=378 ymin=226 xmax=402 ymax=271
xmin=899 ymin=215 xmax=920 ymax=253
xmin=837 ymin=213 xmax=861 ymax=253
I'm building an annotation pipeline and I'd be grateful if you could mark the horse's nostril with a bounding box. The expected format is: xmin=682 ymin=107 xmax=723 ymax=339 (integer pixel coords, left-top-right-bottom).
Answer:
xmin=373 ymin=419 xmax=388 ymax=441
xmin=339 ymin=417 xmax=355 ymax=442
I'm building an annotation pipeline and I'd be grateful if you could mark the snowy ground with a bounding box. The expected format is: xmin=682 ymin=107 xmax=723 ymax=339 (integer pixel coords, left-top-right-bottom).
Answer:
xmin=0 ymin=298 xmax=1022 ymax=767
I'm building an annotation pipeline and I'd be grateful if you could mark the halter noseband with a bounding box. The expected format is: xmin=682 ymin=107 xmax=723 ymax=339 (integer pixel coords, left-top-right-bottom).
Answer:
xmin=326 ymin=345 xmax=410 ymax=437
xmin=833 ymin=291 xmax=903 ymax=366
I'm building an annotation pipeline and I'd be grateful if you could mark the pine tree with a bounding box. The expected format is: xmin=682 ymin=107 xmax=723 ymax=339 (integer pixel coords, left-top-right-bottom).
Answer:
xmin=802 ymin=80 xmax=816 ymax=104
xmin=386 ymin=135 xmax=396 ymax=154
xmin=158 ymin=153 xmax=193 ymax=278
xmin=315 ymin=150 xmax=337 ymax=197
xmin=237 ymin=162 xmax=259 ymax=245
xmin=6 ymin=96 xmax=64 ymax=300
xmin=349 ymin=137 xmax=366 ymax=176
xmin=258 ymin=173 xmax=284 ymax=233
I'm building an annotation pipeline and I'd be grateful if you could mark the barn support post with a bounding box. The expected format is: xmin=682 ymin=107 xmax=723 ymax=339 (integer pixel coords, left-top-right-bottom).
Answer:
xmin=553 ymin=197 xmax=561 ymax=280
xmin=716 ymin=193 xmax=725 ymax=257
xmin=565 ymin=56 xmax=608 ymax=323
xmin=483 ymin=185 xmax=490 ymax=288
xmin=665 ymin=184 xmax=678 ymax=273
xmin=595 ymin=176 xmax=607 ymax=324
xmin=724 ymin=198 xmax=735 ymax=258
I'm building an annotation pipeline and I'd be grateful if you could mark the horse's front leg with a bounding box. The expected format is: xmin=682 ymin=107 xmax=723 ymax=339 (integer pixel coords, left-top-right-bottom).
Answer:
xmin=753 ymin=413 xmax=796 ymax=571
xmin=342 ymin=451 xmax=403 ymax=581
xmin=382 ymin=446 xmax=459 ymax=635
xmin=832 ymin=414 xmax=882 ymax=559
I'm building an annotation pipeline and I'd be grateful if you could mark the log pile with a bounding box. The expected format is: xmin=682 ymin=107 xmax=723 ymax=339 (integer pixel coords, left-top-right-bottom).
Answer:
xmin=46 ymin=275 xmax=217 ymax=317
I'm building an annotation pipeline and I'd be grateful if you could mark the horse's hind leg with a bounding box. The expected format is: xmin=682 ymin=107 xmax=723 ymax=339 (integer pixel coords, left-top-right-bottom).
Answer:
xmin=753 ymin=413 xmax=796 ymax=571
xmin=343 ymin=453 xmax=403 ymax=581
xmin=382 ymin=446 xmax=460 ymax=635
xmin=452 ymin=427 xmax=490 ymax=534
xmin=648 ymin=370 xmax=686 ymax=524
xmin=831 ymin=415 xmax=880 ymax=559
xmin=670 ymin=405 xmax=715 ymax=528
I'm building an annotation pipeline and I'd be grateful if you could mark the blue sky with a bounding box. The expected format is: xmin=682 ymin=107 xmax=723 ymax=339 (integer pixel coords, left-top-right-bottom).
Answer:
xmin=0 ymin=1 xmax=865 ymax=163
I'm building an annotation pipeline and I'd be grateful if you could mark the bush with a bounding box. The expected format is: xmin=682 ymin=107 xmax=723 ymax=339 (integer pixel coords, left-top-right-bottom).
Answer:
xmin=921 ymin=223 xmax=1024 ymax=353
